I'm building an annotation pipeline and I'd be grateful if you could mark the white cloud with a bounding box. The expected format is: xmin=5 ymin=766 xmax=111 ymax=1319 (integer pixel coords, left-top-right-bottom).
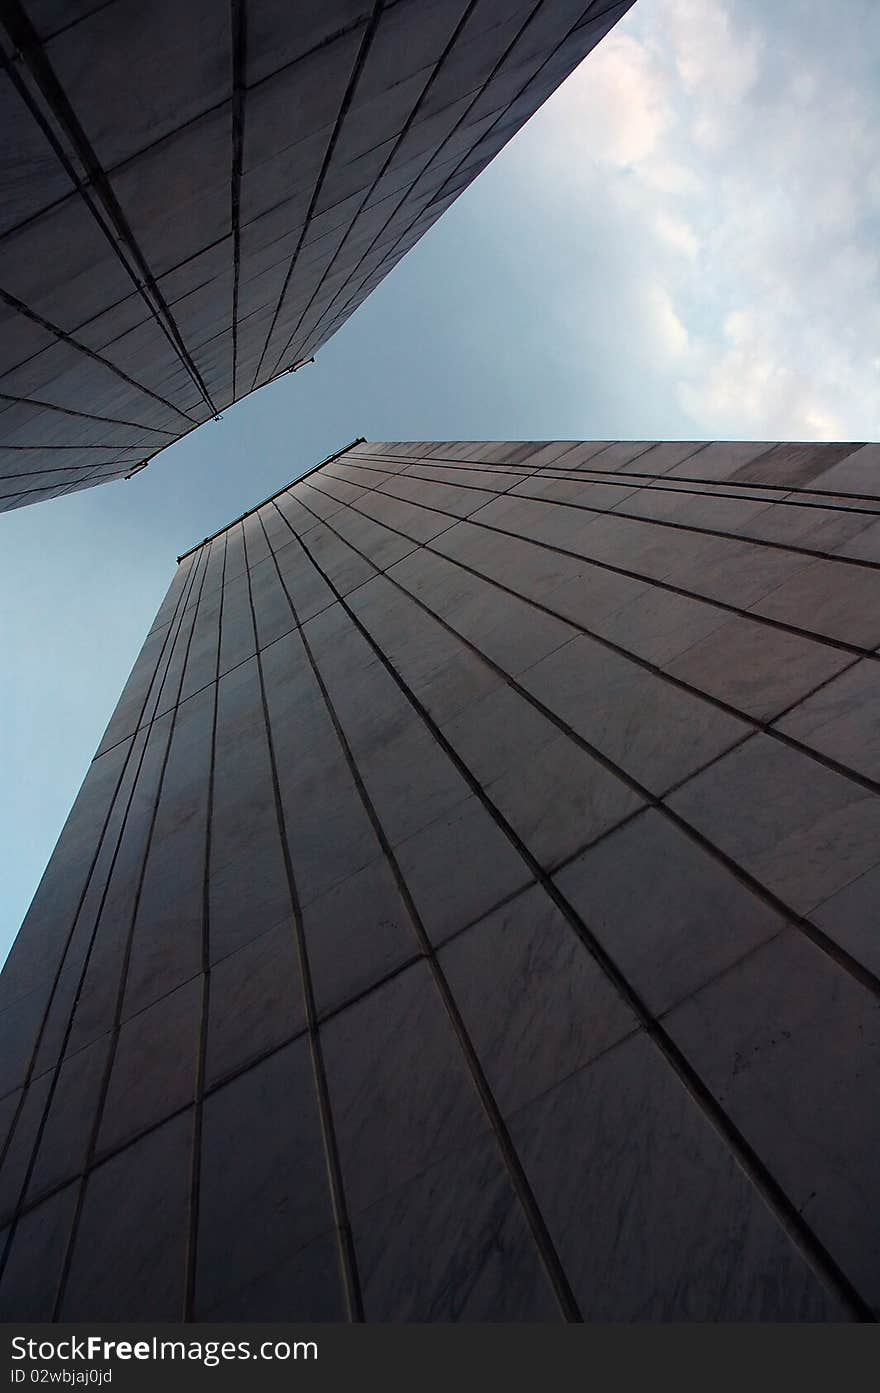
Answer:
xmin=647 ymin=282 xmax=690 ymax=356
xmin=654 ymin=211 xmax=700 ymax=258
xmin=561 ymin=31 xmax=675 ymax=168
xmin=665 ymin=0 xmax=761 ymax=105
xmin=512 ymin=0 xmax=880 ymax=441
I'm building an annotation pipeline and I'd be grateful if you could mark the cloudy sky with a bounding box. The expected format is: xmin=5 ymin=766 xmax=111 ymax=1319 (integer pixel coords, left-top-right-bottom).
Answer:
xmin=2 ymin=0 xmax=879 ymax=959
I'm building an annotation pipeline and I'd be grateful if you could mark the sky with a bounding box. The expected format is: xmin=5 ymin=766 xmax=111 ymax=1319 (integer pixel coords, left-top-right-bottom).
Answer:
xmin=2 ymin=0 xmax=879 ymax=963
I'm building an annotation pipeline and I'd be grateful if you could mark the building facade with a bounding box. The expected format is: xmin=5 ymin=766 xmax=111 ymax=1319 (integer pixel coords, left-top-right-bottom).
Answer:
xmin=1 ymin=437 xmax=880 ymax=1320
xmin=0 ymin=0 xmax=633 ymax=511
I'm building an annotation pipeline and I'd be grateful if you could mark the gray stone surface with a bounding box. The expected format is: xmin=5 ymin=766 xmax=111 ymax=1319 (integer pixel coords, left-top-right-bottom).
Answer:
xmin=302 ymin=856 xmax=419 ymax=1016
xmin=664 ymin=615 xmax=852 ymax=720
xmin=668 ymin=734 xmax=880 ymax=917
xmin=665 ymin=931 xmax=880 ymax=1308
xmin=321 ymin=961 xmax=486 ymax=1215
xmin=1 ymin=2 xmax=636 ymax=510
xmin=509 ymin=1031 xmax=846 ymax=1321
xmin=774 ymin=658 xmax=880 ymax=778
xmin=519 ymin=634 xmax=750 ymax=793
xmin=353 ymin=1133 xmax=561 ymax=1321
xmin=195 ymin=1039 xmax=335 ymax=1318
xmin=205 ymin=917 xmax=305 ymax=1085
xmin=394 ymin=794 xmax=533 ymax=946
xmin=439 ymin=884 xmax=636 ymax=1112
xmin=554 ymin=810 xmax=787 ymax=1015
xmin=59 ymin=1111 xmax=194 ymax=1320
xmin=3 ymin=437 xmax=879 ymax=1322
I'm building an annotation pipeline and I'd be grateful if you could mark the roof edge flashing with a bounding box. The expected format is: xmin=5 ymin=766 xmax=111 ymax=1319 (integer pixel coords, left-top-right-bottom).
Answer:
xmin=175 ymin=436 xmax=366 ymax=562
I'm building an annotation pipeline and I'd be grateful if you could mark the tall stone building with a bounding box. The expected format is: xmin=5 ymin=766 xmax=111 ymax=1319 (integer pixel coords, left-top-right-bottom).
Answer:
xmin=1 ymin=438 xmax=879 ymax=1321
xmin=0 ymin=0 xmax=633 ymax=511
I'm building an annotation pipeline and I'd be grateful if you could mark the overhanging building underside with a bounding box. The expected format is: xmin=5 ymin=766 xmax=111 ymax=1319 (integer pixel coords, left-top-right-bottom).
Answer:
xmin=2 ymin=437 xmax=880 ymax=1321
xmin=0 ymin=0 xmax=633 ymax=512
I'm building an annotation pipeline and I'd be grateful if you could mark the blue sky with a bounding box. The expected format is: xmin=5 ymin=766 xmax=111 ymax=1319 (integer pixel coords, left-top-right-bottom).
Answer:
xmin=2 ymin=0 xmax=879 ymax=962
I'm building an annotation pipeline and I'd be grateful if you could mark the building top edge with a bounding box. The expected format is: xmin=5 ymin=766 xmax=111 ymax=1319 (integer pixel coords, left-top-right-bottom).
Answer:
xmin=175 ymin=436 xmax=367 ymax=563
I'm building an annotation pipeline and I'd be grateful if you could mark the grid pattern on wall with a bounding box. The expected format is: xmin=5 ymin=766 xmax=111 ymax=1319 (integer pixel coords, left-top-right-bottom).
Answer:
xmin=2 ymin=436 xmax=880 ymax=1321
xmin=0 ymin=0 xmax=633 ymax=512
